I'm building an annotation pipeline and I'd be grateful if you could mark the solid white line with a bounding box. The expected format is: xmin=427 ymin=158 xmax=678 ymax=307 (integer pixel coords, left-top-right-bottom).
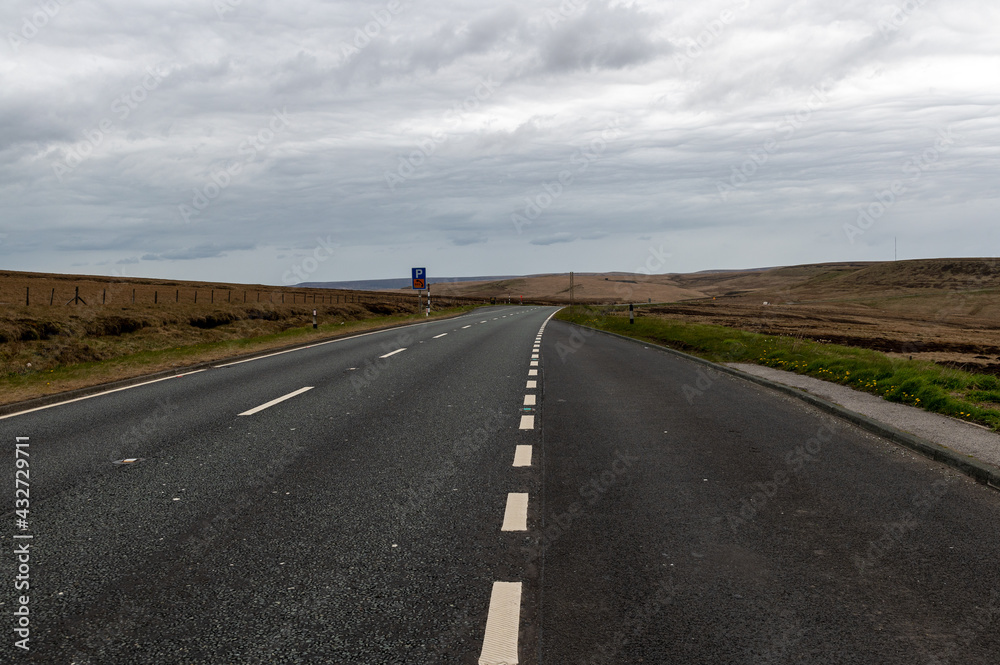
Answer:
xmin=238 ymin=386 xmax=313 ymax=416
xmin=523 ymin=395 xmax=536 ymax=406
xmin=0 ymin=370 xmax=206 ymax=421
xmin=479 ymin=582 xmax=522 ymax=665
xmin=513 ymin=445 xmax=532 ymax=467
xmin=501 ymin=493 xmax=529 ymax=531
xmin=526 ymin=380 xmax=536 ymax=388
xmin=216 ymin=317 xmax=443 ymax=368
xmin=519 ymin=415 xmax=534 ymax=429
xmin=433 ymin=333 xmax=448 ymax=339
xmin=528 ymin=369 xmax=538 ymax=376
xmin=379 ymin=348 xmax=407 ymax=358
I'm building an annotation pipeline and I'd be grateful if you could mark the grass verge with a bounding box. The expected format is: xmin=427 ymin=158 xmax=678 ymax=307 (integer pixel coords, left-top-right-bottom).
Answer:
xmin=0 ymin=305 xmax=480 ymax=406
xmin=557 ymin=305 xmax=1000 ymax=431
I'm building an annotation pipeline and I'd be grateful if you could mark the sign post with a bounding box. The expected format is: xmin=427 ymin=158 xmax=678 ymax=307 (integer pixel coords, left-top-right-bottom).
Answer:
xmin=412 ymin=267 xmax=428 ymax=315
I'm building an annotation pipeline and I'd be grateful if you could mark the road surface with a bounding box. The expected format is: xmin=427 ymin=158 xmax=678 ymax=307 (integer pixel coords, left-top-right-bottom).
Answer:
xmin=2 ymin=305 xmax=998 ymax=663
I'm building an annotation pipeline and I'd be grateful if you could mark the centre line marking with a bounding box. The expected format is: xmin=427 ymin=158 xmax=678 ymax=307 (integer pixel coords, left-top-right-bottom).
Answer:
xmin=528 ymin=369 xmax=538 ymax=376
xmin=433 ymin=333 xmax=448 ymax=339
xmin=531 ymin=354 xmax=538 ymax=359
xmin=501 ymin=493 xmax=529 ymax=531
xmin=462 ymin=325 xmax=472 ymax=329
xmin=238 ymin=386 xmax=313 ymax=416
xmin=530 ymin=360 xmax=539 ymax=367
xmin=519 ymin=414 xmax=534 ymax=429
xmin=513 ymin=445 xmax=532 ymax=467
xmin=479 ymin=582 xmax=522 ymax=665
xmin=523 ymin=395 xmax=536 ymax=406
xmin=379 ymin=348 xmax=407 ymax=358
xmin=526 ymin=380 xmax=536 ymax=388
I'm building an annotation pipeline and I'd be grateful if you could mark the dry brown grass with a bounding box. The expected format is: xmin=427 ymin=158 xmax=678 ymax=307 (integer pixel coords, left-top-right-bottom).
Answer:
xmin=0 ymin=269 xmax=481 ymax=406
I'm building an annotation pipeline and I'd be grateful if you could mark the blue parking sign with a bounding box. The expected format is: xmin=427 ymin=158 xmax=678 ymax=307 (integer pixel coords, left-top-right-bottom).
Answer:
xmin=411 ymin=267 xmax=426 ymax=290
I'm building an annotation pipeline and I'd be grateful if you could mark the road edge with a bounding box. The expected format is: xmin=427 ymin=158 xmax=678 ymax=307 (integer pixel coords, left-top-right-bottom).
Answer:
xmin=0 ymin=308 xmax=477 ymax=417
xmin=564 ymin=321 xmax=1000 ymax=491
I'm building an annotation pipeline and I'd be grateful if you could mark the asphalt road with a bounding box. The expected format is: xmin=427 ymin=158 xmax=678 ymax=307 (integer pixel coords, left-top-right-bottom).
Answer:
xmin=2 ymin=306 xmax=999 ymax=664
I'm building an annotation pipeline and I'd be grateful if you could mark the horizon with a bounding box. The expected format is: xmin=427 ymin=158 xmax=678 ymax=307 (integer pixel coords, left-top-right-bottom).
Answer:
xmin=6 ymin=255 xmax=998 ymax=290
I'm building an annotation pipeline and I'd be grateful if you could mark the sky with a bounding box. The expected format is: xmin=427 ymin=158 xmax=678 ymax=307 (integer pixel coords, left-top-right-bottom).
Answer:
xmin=1 ymin=0 xmax=998 ymax=285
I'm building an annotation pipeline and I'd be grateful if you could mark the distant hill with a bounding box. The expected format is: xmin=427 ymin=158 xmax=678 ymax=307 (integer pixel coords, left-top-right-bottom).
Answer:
xmin=299 ymin=275 xmax=520 ymax=291
xmin=401 ymin=259 xmax=1000 ymax=303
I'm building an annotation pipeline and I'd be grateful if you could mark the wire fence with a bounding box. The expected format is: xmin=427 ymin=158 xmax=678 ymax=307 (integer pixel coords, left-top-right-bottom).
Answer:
xmin=4 ymin=283 xmax=486 ymax=309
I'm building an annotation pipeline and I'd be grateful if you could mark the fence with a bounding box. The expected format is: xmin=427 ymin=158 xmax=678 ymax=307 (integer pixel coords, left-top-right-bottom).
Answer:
xmin=6 ymin=282 xmax=488 ymax=309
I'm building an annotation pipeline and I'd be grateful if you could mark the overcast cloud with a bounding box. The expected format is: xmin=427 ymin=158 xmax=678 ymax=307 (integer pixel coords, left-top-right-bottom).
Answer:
xmin=1 ymin=0 xmax=998 ymax=284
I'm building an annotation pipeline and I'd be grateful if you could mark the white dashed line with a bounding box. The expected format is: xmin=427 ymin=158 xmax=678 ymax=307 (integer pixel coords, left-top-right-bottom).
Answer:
xmin=523 ymin=395 xmax=536 ymax=406
xmin=528 ymin=369 xmax=538 ymax=376
xmin=530 ymin=354 xmax=538 ymax=359
xmin=501 ymin=493 xmax=529 ymax=531
xmin=513 ymin=445 xmax=532 ymax=467
xmin=479 ymin=582 xmax=522 ymax=665
xmin=530 ymin=360 xmax=539 ymax=367
xmin=519 ymin=415 xmax=534 ymax=429
xmin=526 ymin=380 xmax=536 ymax=389
xmin=238 ymin=386 xmax=313 ymax=416
xmin=433 ymin=333 xmax=448 ymax=338
xmin=379 ymin=348 xmax=407 ymax=358
xmin=462 ymin=325 xmax=472 ymax=329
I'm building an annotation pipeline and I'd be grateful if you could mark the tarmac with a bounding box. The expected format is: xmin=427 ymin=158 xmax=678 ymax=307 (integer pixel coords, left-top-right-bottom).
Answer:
xmin=729 ymin=362 xmax=1000 ymax=478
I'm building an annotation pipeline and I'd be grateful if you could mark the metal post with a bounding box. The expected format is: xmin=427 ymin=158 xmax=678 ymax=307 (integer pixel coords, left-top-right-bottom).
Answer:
xmin=50 ymin=288 xmax=55 ymax=305
xmin=25 ymin=287 xmax=29 ymax=306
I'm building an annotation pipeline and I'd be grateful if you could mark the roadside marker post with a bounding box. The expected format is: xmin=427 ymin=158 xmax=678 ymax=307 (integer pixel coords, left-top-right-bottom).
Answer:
xmin=629 ymin=303 xmax=634 ymax=325
xmin=313 ymin=309 xmax=318 ymax=329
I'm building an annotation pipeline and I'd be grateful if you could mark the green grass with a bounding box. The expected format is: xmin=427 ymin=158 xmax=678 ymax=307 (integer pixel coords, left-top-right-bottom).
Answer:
xmin=557 ymin=305 xmax=1000 ymax=431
